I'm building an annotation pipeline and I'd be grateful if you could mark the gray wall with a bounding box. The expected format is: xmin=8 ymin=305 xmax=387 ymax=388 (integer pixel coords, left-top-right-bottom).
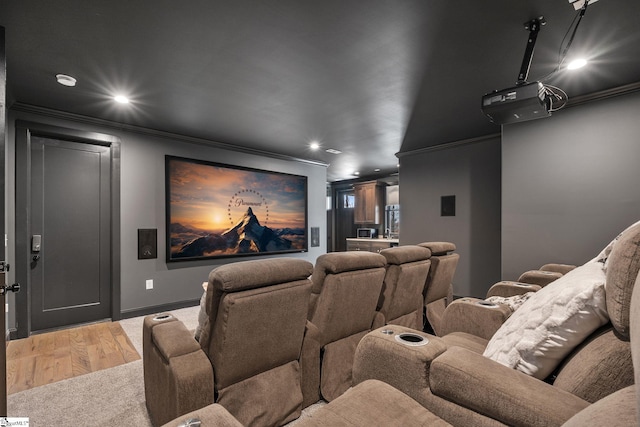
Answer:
xmin=6 ymin=108 xmax=327 ymax=318
xmin=399 ymin=136 xmax=502 ymax=297
xmin=502 ymin=91 xmax=640 ymax=280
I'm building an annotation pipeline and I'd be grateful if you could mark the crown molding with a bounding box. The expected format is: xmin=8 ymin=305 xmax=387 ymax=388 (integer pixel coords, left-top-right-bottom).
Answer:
xmin=396 ymin=80 xmax=640 ymax=158
xmin=564 ymin=81 xmax=640 ymax=108
xmin=396 ymin=132 xmax=501 ymax=158
xmin=9 ymin=102 xmax=330 ymax=168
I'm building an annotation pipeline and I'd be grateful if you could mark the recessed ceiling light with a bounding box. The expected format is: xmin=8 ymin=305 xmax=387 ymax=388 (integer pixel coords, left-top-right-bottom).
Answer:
xmin=114 ymin=95 xmax=130 ymax=104
xmin=353 ymin=171 xmax=360 ymax=176
xmin=374 ymin=168 xmax=381 ymax=172
xmin=56 ymin=74 xmax=77 ymax=87
xmin=310 ymin=142 xmax=320 ymax=150
xmin=567 ymin=58 xmax=587 ymax=70
xmin=325 ymin=148 xmax=342 ymax=154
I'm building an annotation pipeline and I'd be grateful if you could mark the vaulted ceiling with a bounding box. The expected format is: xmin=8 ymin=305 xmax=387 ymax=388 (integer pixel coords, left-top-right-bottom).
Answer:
xmin=2 ymin=1 xmax=639 ymax=181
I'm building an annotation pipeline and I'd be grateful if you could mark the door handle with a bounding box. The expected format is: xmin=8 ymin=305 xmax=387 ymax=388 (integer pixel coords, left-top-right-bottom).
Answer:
xmin=0 ymin=283 xmax=20 ymax=295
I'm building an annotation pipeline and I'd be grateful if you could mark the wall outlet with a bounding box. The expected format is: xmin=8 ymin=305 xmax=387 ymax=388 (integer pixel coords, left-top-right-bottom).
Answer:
xmin=146 ymin=279 xmax=153 ymax=290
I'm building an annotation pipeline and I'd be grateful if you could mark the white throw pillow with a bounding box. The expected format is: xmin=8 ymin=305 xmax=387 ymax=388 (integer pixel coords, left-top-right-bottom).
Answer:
xmin=485 ymin=292 xmax=535 ymax=313
xmin=483 ymin=260 xmax=609 ymax=379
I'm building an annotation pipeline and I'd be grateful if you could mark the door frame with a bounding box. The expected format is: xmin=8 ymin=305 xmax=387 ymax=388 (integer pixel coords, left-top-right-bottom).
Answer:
xmin=1 ymin=25 xmax=8 ymax=416
xmin=14 ymin=120 xmax=121 ymax=338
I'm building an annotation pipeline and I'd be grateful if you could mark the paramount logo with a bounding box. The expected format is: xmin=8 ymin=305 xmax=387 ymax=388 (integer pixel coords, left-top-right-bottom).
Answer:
xmin=234 ymin=198 xmax=263 ymax=207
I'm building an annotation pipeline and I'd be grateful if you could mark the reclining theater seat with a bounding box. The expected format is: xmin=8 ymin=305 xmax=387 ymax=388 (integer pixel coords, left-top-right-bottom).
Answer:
xmin=143 ymin=257 xmax=314 ymax=427
xmin=166 ymin=275 xmax=640 ymax=427
xmin=418 ymin=242 xmax=459 ymax=335
xmin=439 ymin=265 xmax=573 ymax=340
xmin=483 ymin=262 xmax=575 ymax=300
xmin=353 ymin=220 xmax=640 ymax=427
xmin=304 ymin=251 xmax=386 ymax=403
xmin=515 ymin=262 xmax=576 ymax=287
xmin=373 ymin=245 xmax=432 ymax=330
xmin=439 ymin=222 xmax=638 ymax=341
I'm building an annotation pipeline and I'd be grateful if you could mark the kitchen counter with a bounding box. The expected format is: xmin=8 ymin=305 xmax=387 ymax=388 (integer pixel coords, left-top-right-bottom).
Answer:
xmin=346 ymin=238 xmax=399 ymax=244
xmin=346 ymin=238 xmax=399 ymax=252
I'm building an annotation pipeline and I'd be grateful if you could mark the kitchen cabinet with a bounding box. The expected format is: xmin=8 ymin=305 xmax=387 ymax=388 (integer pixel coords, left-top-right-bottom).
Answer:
xmin=353 ymin=181 xmax=386 ymax=224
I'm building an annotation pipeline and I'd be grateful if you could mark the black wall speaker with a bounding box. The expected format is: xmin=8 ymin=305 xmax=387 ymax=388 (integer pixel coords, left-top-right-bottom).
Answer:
xmin=441 ymin=195 xmax=456 ymax=217
xmin=311 ymin=227 xmax=320 ymax=247
xmin=138 ymin=228 xmax=157 ymax=259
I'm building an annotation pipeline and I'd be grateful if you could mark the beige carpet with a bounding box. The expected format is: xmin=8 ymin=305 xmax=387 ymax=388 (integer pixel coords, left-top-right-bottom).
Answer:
xmin=8 ymin=304 xmax=325 ymax=426
xmin=118 ymin=304 xmax=202 ymax=354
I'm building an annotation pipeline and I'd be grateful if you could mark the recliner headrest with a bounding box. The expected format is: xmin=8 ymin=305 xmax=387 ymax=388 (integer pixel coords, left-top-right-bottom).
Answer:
xmin=311 ymin=251 xmax=386 ymax=295
xmin=605 ymin=221 xmax=640 ymax=339
xmin=418 ymin=241 xmax=456 ymax=256
xmin=209 ymin=258 xmax=313 ymax=292
xmin=314 ymin=251 xmax=386 ymax=274
xmin=380 ymin=245 xmax=431 ymax=265
xmin=629 ymin=272 xmax=640 ymax=406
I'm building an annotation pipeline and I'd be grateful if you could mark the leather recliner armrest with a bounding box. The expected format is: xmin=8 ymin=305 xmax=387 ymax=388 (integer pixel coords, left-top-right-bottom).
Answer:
xmin=517 ymin=269 xmax=562 ymax=287
xmin=144 ymin=314 xmax=215 ymax=426
xmin=430 ymin=346 xmax=590 ymax=427
xmin=540 ymin=263 xmax=576 ymax=275
xmin=438 ymin=298 xmax=511 ymax=340
xmin=153 ymin=320 xmax=202 ymax=361
xmin=486 ymin=281 xmax=541 ymax=298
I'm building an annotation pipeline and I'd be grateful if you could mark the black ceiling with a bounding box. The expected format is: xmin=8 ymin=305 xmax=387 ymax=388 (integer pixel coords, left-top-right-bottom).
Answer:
xmin=2 ymin=1 xmax=639 ymax=181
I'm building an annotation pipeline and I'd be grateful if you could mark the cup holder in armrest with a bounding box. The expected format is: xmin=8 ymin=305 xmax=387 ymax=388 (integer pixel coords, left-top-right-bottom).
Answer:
xmin=395 ymin=332 xmax=429 ymax=346
xmin=476 ymin=301 xmax=499 ymax=308
xmin=153 ymin=314 xmax=173 ymax=321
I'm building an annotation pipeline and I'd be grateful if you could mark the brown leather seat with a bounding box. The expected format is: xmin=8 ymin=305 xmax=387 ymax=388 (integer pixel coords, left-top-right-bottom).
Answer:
xmin=304 ymin=251 xmax=386 ymax=403
xmin=418 ymin=242 xmax=459 ymax=335
xmin=143 ymin=257 xmax=313 ymax=427
xmin=373 ymin=245 xmax=432 ymax=330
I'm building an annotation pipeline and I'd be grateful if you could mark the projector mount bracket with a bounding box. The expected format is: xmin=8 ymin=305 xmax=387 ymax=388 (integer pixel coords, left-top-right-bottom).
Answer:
xmin=517 ymin=16 xmax=546 ymax=85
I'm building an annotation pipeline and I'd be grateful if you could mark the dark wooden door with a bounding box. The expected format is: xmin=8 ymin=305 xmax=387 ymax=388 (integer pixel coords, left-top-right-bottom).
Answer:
xmin=29 ymin=136 xmax=112 ymax=332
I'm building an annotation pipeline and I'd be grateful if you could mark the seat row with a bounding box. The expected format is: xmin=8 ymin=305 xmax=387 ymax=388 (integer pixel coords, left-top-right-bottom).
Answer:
xmin=142 ymin=242 xmax=457 ymax=427
xmin=155 ymin=220 xmax=640 ymax=427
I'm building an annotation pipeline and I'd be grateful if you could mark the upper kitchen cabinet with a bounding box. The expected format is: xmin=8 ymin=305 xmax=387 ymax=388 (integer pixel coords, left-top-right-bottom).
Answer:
xmin=353 ymin=180 xmax=386 ymax=224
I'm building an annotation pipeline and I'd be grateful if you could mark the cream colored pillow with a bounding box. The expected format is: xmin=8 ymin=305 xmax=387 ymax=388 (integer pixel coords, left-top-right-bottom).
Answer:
xmin=483 ymin=260 xmax=609 ymax=379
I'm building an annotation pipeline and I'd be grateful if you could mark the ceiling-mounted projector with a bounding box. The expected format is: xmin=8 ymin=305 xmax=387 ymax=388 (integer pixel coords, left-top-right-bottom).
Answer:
xmin=569 ymin=0 xmax=599 ymax=11
xmin=482 ymin=2 xmax=593 ymax=125
xmin=482 ymin=17 xmax=552 ymax=125
xmin=482 ymin=81 xmax=551 ymax=125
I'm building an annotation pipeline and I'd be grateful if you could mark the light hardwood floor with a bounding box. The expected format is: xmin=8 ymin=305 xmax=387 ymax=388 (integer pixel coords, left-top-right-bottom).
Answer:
xmin=5 ymin=321 xmax=140 ymax=394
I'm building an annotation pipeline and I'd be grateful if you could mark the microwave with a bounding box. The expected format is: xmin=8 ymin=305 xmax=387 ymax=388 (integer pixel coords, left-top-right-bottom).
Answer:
xmin=357 ymin=228 xmax=378 ymax=239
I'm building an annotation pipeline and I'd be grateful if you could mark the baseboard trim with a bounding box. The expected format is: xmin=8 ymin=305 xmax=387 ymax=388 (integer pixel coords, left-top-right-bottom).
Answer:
xmin=120 ymin=299 xmax=200 ymax=320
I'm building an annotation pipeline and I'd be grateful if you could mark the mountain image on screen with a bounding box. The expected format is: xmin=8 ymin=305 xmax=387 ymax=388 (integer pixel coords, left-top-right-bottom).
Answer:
xmin=171 ymin=207 xmax=303 ymax=258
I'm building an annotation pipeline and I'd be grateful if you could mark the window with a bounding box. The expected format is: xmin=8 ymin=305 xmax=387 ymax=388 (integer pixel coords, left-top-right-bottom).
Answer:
xmin=343 ymin=194 xmax=355 ymax=209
